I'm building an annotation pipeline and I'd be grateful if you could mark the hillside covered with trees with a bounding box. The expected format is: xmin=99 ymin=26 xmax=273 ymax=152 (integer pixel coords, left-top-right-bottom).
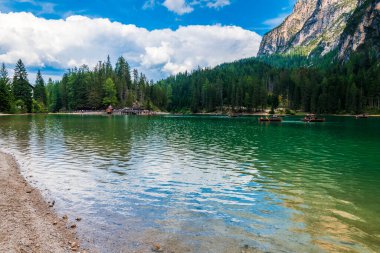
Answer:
xmin=156 ymin=47 xmax=380 ymax=114
xmin=0 ymin=47 xmax=379 ymax=115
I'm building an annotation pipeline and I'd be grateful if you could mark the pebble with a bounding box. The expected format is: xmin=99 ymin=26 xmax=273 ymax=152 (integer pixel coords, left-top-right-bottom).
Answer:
xmin=152 ymin=243 xmax=164 ymax=252
xmin=70 ymin=242 xmax=78 ymax=247
xmin=70 ymin=241 xmax=79 ymax=252
xmin=62 ymin=215 xmax=68 ymax=220
xmin=53 ymin=221 xmax=58 ymax=225
xmin=75 ymin=217 xmax=82 ymax=221
xmin=70 ymin=224 xmax=77 ymax=229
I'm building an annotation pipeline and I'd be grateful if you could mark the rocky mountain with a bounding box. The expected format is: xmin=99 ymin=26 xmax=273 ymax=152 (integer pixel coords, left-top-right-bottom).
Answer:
xmin=258 ymin=0 xmax=380 ymax=59
xmin=338 ymin=0 xmax=380 ymax=59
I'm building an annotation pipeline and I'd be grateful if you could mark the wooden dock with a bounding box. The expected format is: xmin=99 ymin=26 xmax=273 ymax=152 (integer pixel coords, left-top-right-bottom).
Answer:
xmin=114 ymin=108 xmax=155 ymax=115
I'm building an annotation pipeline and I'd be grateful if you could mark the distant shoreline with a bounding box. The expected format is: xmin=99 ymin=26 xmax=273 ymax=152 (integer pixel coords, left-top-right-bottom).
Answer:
xmin=177 ymin=112 xmax=380 ymax=118
xmin=1 ymin=112 xmax=379 ymax=117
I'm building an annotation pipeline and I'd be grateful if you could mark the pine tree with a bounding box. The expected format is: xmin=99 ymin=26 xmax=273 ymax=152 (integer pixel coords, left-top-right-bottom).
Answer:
xmin=13 ymin=59 xmax=32 ymax=113
xmin=105 ymin=55 xmax=113 ymax=78
xmin=0 ymin=63 xmax=13 ymax=112
xmin=34 ymin=70 xmax=47 ymax=105
xmin=115 ymin=56 xmax=131 ymax=106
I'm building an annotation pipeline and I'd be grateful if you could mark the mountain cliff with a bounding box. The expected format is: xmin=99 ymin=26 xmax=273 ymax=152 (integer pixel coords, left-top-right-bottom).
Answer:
xmin=338 ymin=0 xmax=380 ymax=59
xmin=258 ymin=0 xmax=379 ymax=59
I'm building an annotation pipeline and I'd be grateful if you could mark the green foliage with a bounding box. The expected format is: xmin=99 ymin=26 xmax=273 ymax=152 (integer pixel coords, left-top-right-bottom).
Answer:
xmin=40 ymin=56 xmax=160 ymax=112
xmin=13 ymin=59 xmax=32 ymax=113
xmin=0 ymin=63 xmax=13 ymax=112
xmin=46 ymin=78 xmax=62 ymax=112
xmin=34 ymin=70 xmax=47 ymax=106
xmin=115 ymin=56 xmax=132 ymax=107
xmin=156 ymin=49 xmax=379 ymax=114
xmin=102 ymin=78 xmax=117 ymax=106
xmin=14 ymin=99 xmax=27 ymax=113
xmin=2 ymin=48 xmax=379 ymax=115
xmin=32 ymin=99 xmax=47 ymax=113
xmin=285 ymin=108 xmax=296 ymax=115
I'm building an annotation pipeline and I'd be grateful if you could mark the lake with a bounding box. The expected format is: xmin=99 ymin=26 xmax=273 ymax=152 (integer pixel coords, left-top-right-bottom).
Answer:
xmin=0 ymin=115 xmax=379 ymax=252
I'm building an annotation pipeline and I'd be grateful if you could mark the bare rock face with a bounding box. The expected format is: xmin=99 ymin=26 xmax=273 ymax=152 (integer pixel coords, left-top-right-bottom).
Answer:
xmin=258 ymin=0 xmax=318 ymax=55
xmin=338 ymin=0 xmax=380 ymax=59
xmin=258 ymin=0 xmax=361 ymax=57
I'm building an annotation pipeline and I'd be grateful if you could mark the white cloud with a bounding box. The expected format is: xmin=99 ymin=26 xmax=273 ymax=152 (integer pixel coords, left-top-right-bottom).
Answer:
xmin=142 ymin=0 xmax=156 ymax=10
xmin=263 ymin=13 xmax=289 ymax=28
xmin=162 ymin=0 xmax=193 ymax=15
xmin=13 ymin=0 xmax=56 ymax=15
xmin=0 ymin=12 xmax=261 ymax=80
xmin=206 ymin=0 xmax=231 ymax=9
xmin=38 ymin=2 xmax=55 ymax=14
xmin=146 ymin=0 xmax=231 ymax=14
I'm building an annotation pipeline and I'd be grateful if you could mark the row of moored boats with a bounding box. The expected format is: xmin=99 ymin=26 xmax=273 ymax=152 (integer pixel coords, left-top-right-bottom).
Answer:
xmin=259 ymin=114 xmax=325 ymax=123
xmin=259 ymin=113 xmax=369 ymax=123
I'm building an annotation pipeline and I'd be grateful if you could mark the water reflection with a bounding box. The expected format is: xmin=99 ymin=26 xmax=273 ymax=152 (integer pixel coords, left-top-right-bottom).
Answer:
xmin=0 ymin=115 xmax=379 ymax=252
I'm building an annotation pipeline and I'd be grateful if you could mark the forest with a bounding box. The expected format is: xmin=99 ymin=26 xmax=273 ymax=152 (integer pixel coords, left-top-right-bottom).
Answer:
xmin=0 ymin=48 xmax=379 ymax=115
xmin=0 ymin=57 xmax=166 ymax=113
xmin=156 ymin=48 xmax=380 ymax=114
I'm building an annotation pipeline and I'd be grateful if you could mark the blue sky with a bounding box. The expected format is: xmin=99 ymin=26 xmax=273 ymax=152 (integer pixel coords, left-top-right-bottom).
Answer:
xmin=0 ymin=0 xmax=296 ymax=81
xmin=1 ymin=0 xmax=295 ymax=34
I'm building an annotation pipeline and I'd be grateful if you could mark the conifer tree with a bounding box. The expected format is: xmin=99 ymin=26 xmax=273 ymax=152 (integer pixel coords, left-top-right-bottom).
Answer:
xmin=13 ymin=59 xmax=32 ymax=112
xmin=0 ymin=63 xmax=13 ymax=112
xmin=34 ymin=70 xmax=47 ymax=105
xmin=115 ymin=56 xmax=132 ymax=106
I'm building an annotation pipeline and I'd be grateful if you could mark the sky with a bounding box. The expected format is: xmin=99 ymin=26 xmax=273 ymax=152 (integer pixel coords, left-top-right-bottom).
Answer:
xmin=0 ymin=0 xmax=296 ymax=81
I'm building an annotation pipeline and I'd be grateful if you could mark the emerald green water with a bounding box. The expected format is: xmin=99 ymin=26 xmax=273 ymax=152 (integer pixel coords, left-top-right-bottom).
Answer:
xmin=0 ymin=115 xmax=379 ymax=252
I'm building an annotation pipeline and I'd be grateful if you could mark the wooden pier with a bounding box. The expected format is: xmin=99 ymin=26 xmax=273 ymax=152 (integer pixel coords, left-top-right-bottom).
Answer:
xmin=114 ymin=107 xmax=155 ymax=115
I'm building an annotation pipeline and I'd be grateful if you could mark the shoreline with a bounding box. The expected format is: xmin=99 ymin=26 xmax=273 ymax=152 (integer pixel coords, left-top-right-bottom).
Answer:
xmin=0 ymin=151 xmax=83 ymax=253
xmin=181 ymin=112 xmax=380 ymax=117
xmin=1 ymin=112 xmax=380 ymax=117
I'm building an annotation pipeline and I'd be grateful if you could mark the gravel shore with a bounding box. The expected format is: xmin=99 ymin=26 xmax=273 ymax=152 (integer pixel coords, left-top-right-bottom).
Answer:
xmin=0 ymin=152 xmax=83 ymax=253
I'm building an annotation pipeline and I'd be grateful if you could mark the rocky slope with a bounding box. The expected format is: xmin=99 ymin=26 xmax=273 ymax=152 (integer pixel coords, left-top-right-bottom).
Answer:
xmin=258 ymin=0 xmax=319 ymax=55
xmin=258 ymin=0 xmax=379 ymax=58
xmin=338 ymin=0 xmax=380 ymax=59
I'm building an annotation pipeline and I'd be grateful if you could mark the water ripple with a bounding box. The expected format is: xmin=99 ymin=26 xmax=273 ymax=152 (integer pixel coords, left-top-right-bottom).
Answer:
xmin=0 ymin=115 xmax=379 ymax=253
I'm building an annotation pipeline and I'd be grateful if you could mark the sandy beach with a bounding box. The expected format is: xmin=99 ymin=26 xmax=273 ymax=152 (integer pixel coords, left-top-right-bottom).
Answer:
xmin=0 ymin=152 xmax=83 ymax=253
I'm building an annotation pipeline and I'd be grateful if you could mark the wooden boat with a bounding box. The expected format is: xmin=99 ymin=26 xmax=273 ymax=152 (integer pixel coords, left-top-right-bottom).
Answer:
xmin=302 ymin=114 xmax=325 ymax=122
xmin=355 ymin=114 xmax=368 ymax=119
xmin=259 ymin=115 xmax=282 ymax=122
xmin=106 ymin=105 xmax=113 ymax=114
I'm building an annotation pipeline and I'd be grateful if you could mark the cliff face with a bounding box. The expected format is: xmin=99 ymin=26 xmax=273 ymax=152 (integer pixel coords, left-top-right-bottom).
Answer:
xmin=258 ymin=0 xmax=375 ymax=58
xmin=258 ymin=0 xmax=318 ymax=55
xmin=338 ymin=0 xmax=380 ymax=59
